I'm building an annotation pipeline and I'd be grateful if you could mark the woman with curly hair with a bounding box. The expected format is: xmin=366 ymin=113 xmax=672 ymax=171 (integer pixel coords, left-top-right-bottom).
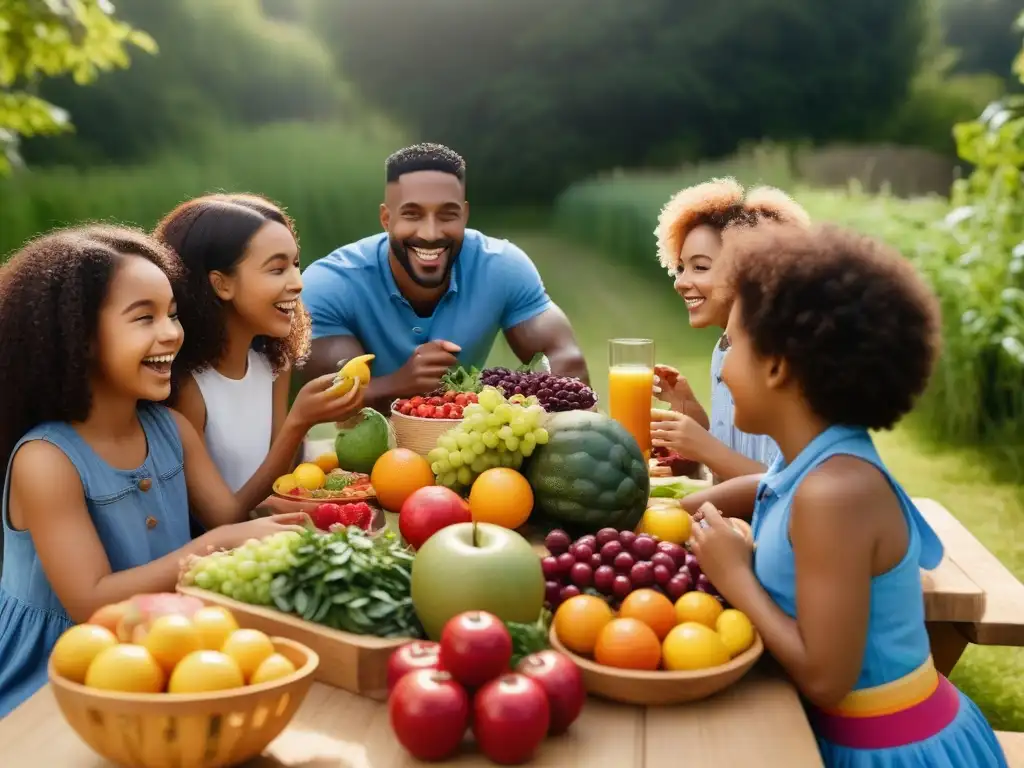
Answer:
xmin=155 ymin=194 xmax=362 ymax=502
xmin=0 ymin=226 xmax=306 ymax=717
xmin=687 ymin=224 xmax=1007 ymax=767
xmin=649 ymin=177 xmax=811 ymax=481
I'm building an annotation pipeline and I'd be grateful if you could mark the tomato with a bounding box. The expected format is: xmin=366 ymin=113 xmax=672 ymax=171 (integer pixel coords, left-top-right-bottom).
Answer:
xmin=450 ymin=405 xmax=463 ymax=418
xmin=411 ymin=396 xmax=424 ymax=407
xmin=454 ymin=394 xmax=468 ymax=406
xmin=416 ymin=405 xmax=432 ymax=418
xmin=433 ymin=406 xmax=446 ymax=418
xmin=442 ymin=404 xmax=455 ymax=418
xmin=443 ymin=390 xmax=457 ymax=402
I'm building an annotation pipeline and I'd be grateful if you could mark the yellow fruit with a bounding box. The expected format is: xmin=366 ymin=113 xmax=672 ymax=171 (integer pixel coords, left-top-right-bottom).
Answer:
xmin=292 ymin=463 xmax=326 ymax=491
xmin=674 ymin=590 xmax=724 ymax=629
xmin=143 ymin=614 xmax=201 ymax=673
xmin=662 ymin=622 xmax=731 ymax=671
xmin=168 ymin=651 xmax=245 ymax=693
xmin=314 ymin=451 xmax=340 ymax=473
xmin=637 ymin=501 xmax=692 ymax=544
xmin=51 ymin=624 xmax=118 ymax=684
xmin=192 ymin=606 xmax=239 ymax=650
xmin=274 ymin=473 xmax=299 ymax=494
xmin=249 ymin=653 xmax=297 ymax=684
xmin=468 ymin=468 xmax=533 ymax=529
xmin=716 ymin=609 xmax=756 ymax=657
xmin=84 ymin=644 xmax=165 ymax=693
xmin=330 ymin=353 xmax=375 ymax=396
xmin=221 ymin=629 xmax=275 ymax=681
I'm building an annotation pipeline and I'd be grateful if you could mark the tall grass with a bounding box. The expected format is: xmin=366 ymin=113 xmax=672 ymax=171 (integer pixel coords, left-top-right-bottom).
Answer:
xmin=552 ymin=147 xmax=1020 ymax=448
xmin=0 ymin=121 xmax=406 ymax=266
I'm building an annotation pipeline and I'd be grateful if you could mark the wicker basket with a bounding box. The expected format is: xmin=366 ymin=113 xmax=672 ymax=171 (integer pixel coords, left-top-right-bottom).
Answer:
xmin=49 ymin=637 xmax=318 ymax=768
xmin=389 ymin=405 xmax=462 ymax=456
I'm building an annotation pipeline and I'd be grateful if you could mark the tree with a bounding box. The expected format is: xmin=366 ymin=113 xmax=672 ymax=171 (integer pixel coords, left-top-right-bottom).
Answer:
xmin=0 ymin=0 xmax=155 ymax=174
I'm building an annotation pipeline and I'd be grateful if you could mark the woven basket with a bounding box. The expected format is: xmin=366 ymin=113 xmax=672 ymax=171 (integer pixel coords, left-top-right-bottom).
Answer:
xmin=49 ymin=637 xmax=318 ymax=768
xmin=389 ymin=406 xmax=462 ymax=457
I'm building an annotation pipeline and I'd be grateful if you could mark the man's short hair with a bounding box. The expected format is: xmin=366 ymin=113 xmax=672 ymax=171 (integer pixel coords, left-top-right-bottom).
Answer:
xmin=386 ymin=142 xmax=466 ymax=184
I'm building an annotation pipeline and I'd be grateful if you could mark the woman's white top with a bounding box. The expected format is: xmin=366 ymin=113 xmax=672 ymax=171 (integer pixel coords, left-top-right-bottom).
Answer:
xmin=192 ymin=349 xmax=275 ymax=492
xmin=709 ymin=335 xmax=781 ymax=469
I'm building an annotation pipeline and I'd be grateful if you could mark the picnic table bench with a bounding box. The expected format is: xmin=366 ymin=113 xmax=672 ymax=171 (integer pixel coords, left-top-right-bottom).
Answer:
xmin=0 ymin=660 xmax=825 ymax=766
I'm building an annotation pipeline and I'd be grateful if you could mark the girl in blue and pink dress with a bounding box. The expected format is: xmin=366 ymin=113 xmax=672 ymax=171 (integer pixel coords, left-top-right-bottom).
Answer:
xmin=685 ymin=223 xmax=1007 ymax=767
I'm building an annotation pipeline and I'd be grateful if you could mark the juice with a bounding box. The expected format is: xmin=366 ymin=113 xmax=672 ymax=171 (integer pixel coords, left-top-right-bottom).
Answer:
xmin=609 ymin=364 xmax=654 ymax=458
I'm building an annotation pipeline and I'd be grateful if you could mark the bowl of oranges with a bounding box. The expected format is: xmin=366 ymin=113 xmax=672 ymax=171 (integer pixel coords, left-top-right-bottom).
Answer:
xmin=549 ymin=589 xmax=763 ymax=706
xmin=48 ymin=593 xmax=318 ymax=768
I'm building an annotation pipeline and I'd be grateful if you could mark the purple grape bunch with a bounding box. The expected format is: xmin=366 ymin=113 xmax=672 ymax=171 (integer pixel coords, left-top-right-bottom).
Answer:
xmin=480 ymin=368 xmax=597 ymax=412
xmin=540 ymin=528 xmax=724 ymax=611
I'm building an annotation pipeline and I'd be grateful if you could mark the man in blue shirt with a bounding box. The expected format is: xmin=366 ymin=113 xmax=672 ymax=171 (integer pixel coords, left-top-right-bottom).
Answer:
xmin=300 ymin=142 xmax=588 ymax=410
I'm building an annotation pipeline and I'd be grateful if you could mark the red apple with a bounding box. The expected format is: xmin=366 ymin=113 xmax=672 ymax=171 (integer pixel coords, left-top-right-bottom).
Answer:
xmin=439 ymin=611 xmax=513 ymax=688
xmin=472 ymin=673 xmax=550 ymax=765
xmin=387 ymin=641 xmax=442 ymax=695
xmin=516 ymin=650 xmax=586 ymax=735
xmin=389 ymin=669 xmax=469 ymax=762
xmin=399 ymin=486 xmax=472 ymax=550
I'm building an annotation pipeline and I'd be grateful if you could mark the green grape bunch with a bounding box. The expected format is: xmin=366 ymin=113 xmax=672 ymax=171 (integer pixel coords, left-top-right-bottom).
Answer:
xmin=427 ymin=385 xmax=550 ymax=492
xmin=180 ymin=531 xmax=303 ymax=606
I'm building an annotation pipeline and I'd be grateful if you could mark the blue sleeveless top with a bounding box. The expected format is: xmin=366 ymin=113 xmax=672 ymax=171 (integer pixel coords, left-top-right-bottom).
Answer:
xmin=751 ymin=425 xmax=944 ymax=689
xmin=0 ymin=404 xmax=191 ymax=718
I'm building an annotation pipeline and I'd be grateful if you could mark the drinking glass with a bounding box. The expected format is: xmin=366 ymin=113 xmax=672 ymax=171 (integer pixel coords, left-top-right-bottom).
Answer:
xmin=608 ymin=338 xmax=655 ymax=458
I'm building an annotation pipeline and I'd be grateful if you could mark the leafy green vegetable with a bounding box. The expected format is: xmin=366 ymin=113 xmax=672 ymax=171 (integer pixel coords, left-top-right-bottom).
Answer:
xmin=505 ymin=608 xmax=552 ymax=668
xmin=440 ymin=365 xmax=483 ymax=393
xmin=649 ymin=479 xmax=706 ymax=499
xmin=270 ymin=528 xmax=425 ymax=639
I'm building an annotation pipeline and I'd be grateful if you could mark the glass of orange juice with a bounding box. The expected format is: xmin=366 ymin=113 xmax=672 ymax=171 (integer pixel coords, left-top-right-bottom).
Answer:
xmin=608 ymin=338 xmax=655 ymax=458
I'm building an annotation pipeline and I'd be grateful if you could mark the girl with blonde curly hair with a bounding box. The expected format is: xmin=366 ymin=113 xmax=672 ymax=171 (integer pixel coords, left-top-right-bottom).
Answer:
xmin=650 ymin=178 xmax=810 ymax=481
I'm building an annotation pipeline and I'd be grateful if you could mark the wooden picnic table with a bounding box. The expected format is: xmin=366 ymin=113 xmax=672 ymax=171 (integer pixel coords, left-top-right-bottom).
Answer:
xmin=0 ymin=659 xmax=825 ymax=767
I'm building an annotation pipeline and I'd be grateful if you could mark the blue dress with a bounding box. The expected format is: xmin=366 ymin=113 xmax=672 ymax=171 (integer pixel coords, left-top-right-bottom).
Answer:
xmin=751 ymin=425 xmax=1007 ymax=767
xmin=0 ymin=404 xmax=191 ymax=718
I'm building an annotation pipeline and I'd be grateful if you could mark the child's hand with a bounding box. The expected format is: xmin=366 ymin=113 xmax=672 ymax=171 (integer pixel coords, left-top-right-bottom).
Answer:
xmin=290 ymin=374 xmax=365 ymax=429
xmin=653 ymin=364 xmax=700 ymax=413
xmin=208 ymin=513 xmax=310 ymax=553
xmin=650 ymin=407 xmax=710 ymax=460
xmin=689 ymin=502 xmax=754 ymax=600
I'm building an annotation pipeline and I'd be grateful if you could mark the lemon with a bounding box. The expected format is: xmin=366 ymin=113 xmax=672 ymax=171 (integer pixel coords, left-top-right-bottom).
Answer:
xmin=249 ymin=653 xmax=297 ymax=684
xmin=168 ymin=651 xmax=245 ymax=693
xmin=662 ymin=622 xmax=731 ymax=671
xmin=637 ymin=502 xmax=692 ymax=544
xmin=143 ymin=614 xmax=201 ymax=673
xmin=51 ymin=624 xmax=118 ymax=684
xmin=716 ymin=609 xmax=756 ymax=657
xmin=192 ymin=606 xmax=239 ymax=650
xmin=292 ymin=463 xmax=326 ymax=491
xmin=274 ymin=473 xmax=299 ymax=494
xmin=674 ymin=591 xmax=724 ymax=629
xmin=85 ymin=644 xmax=165 ymax=693
xmin=330 ymin=353 xmax=375 ymax=396
xmin=221 ymin=629 xmax=275 ymax=681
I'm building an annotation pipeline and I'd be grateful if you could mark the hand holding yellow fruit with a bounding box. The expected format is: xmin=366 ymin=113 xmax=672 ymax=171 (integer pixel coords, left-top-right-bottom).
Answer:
xmin=329 ymin=354 xmax=375 ymax=396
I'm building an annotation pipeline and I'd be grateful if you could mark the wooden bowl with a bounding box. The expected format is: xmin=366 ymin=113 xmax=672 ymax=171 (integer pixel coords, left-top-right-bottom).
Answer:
xmin=49 ymin=637 xmax=318 ymax=768
xmin=549 ymin=626 xmax=763 ymax=706
xmin=178 ymin=586 xmax=409 ymax=700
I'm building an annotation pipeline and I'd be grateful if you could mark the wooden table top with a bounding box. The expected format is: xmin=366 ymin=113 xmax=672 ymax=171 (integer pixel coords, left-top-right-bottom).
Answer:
xmin=0 ymin=661 xmax=824 ymax=767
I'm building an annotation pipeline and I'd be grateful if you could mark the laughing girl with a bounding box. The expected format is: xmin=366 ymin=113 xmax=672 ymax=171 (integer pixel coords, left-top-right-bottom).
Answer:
xmin=688 ymin=223 xmax=1007 ymax=767
xmin=649 ymin=178 xmax=810 ymax=481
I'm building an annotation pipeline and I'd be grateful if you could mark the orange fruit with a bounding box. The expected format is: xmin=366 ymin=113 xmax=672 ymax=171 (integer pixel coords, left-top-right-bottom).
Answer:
xmin=292 ymin=463 xmax=326 ymax=490
xmin=250 ymin=653 xmax=297 ymax=684
xmin=716 ymin=609 xmax=756 ymax=657
xmin=619 ymin=589 xmax=677 ymax=640
xmin=191 ymin=606 xmax=239 ymax=650
xmin=662 ymin=622 xmax=731 ymax=671
xmin=51 ymin=624 xmax=119 ymax=684
xmin=371 ymin=448 xmax=434 ymax=512
xmin=221 ymin=629 xmax=275 ymax=681
xmin=553 ymin=594 xmax=614 ymax=655
xmin=468 ymin=468 xmax=534 ymax=529
xmin=84 ymin=645 xmax=165 ymax=693
xmin=168 ymin=651 xmax=245 ymax=693
xmin=314 ymin=452 xmax=340 ymax=473
xmin=142 ymin=614 xmax=201 ymax=673
xmin=674 ymin=591 xmax=724 ymax=629
xmin=594 ymin=618 xmax=662 ymax=671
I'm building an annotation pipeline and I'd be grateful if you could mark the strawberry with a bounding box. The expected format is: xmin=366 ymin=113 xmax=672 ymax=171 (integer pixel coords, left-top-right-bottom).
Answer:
xmin=311 ymin=502 xmax=345 ymax=530
xmin=416 ymin=404 xmax=432 ymax=418
xmin=411 ymin=396 xmax=425 ymax=407
xmin=450 ymin=405 xmax=463 ymax=419
xmin=443 ymin=390 xmax=457 ymax=402
xmin=442 ymin=403 xmax=456 ymax=418
xmin=433 ymin=406 xmax=446 ymax=418
xmin=337 ymin=502 xmax=374 ymax=530
xmin=454 ymin=393 xmax=468 ymax=406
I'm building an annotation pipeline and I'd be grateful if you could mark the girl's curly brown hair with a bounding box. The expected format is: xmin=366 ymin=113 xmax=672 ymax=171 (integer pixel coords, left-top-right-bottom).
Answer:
xmin=0 ymin=225 xmax=184 ymax=471
xmin=154 ymin=193 xmax=311 ymax=396
xmin=654 ymin=177 xmax=811 ymax=275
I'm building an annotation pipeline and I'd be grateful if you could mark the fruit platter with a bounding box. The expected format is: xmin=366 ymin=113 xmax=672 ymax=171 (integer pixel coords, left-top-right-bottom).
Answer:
xmin=47 ymin=594 xmax=318 ymax=768
xmin=272 ymin=464 xmax=375 ymax=503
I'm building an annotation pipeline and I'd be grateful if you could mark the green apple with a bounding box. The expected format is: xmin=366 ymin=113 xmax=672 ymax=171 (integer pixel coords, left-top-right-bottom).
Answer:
xmin=411 ymin=522 xmax=545 ymax=640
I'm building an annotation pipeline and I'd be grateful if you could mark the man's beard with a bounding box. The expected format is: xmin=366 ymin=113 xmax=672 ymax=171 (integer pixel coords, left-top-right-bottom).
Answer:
xmin=390 ymin=235 xmax=462 ymax=288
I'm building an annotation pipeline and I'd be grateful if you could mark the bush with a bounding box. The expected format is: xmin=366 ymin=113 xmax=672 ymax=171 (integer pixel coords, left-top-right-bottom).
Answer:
xmin=0 ymin=121 xmax=406 ymax=266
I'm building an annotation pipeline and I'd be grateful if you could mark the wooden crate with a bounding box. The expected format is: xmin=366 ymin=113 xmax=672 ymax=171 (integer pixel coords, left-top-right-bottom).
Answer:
xmin=177 ymin=586 xmax=409 ymax=701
